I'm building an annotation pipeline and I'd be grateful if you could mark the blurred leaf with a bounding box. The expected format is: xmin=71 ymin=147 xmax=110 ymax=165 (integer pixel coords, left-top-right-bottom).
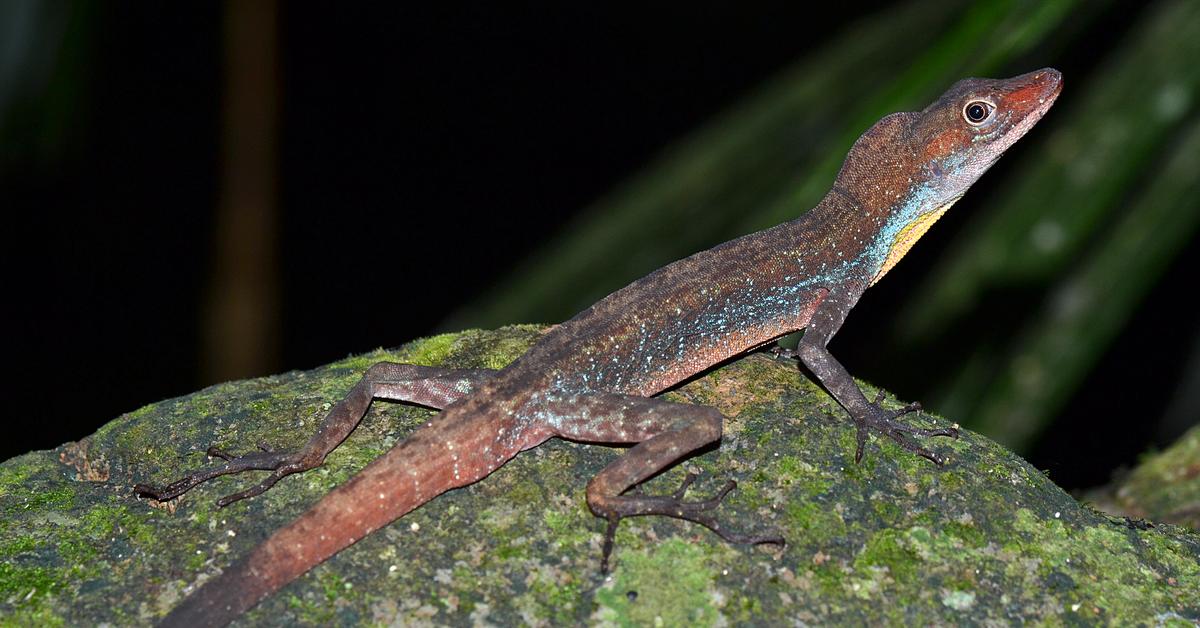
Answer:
xmin=898 ymin=0 xmax=1200 ymax=341
xmin=0 ymin=1 xmax=91 ymax=166
xmin=901 ymin=0 xmax=1200 ymax=448
xmin=435 ymin=0 xmax=1200 ymax=461
xmin=948 ymin=113 xmax=1200 ymax=448
xmin=442 ymin=0 xmax=1102 ymax=330
xmin=738 ymin=0 xmax=1083 ymax=234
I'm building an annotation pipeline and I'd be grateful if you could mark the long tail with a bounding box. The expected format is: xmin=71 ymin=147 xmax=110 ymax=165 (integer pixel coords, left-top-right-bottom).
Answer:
xmin=160 ymin=400 xmax=532 ymax=627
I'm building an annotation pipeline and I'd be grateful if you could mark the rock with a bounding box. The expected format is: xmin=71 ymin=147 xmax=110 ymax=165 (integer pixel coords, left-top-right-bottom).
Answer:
xmin=2 ymin=326 xmax=1198 ymax=625
xmin=1086 ymin=423 xmax=1200 ymax=531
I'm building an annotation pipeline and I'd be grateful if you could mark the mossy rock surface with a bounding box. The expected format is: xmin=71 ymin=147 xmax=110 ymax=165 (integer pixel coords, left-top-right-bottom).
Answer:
xmin=1087 ymin=424 xmax=1200 ymax=531
xmin=2 ymin=325 xmax=1198 ymax=626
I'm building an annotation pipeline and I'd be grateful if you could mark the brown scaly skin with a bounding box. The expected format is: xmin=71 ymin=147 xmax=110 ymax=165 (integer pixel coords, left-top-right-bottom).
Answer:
xmin=136 ymin=69 xmax=1061 ymax=626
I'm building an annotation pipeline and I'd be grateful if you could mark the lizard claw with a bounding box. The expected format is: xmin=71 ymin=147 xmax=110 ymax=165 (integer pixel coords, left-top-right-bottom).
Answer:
xmin=671 ymin=472 xmax=699 ymax=499
xmin=134 ymin=445 xmax=320 ymax=506
xmin=851 ymin=392 xmax=958 ymax=466
xmin=598 ymin=473 xmax=784 ymax=572
xmin=206 ymin=446 xmax=235 ymax=461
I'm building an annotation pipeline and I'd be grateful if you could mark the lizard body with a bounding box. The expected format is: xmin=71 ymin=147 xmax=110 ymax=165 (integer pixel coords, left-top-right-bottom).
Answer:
xmin=137 ymin=68 xmax=1061 ymax=626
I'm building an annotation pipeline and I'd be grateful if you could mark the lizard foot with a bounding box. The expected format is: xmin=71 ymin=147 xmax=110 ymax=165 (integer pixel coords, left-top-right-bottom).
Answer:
xmin=852 ymin=391 xmax=958 ymax=466
xmin=598 ymin=473 xmax=785 ymax=572
xmin=134 ymin=443 xmax=321 ymax=507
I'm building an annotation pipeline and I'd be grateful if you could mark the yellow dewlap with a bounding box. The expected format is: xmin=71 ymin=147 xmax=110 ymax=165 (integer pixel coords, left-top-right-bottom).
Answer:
xmin=870 ymin=200 xmax=957 ymax=286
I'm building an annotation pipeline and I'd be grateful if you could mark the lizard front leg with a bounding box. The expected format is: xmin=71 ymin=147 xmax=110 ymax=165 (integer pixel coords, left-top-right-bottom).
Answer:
xmin=796 ymin=288 xmax=957 ymax=465
xmin=135 ymin=362 xmax=497 ymax=506
xmin=547 ymin=392 xmax=783 ymax=570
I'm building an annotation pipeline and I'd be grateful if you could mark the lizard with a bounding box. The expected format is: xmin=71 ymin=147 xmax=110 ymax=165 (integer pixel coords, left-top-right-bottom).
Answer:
xmin=136 ymin=68 xmax=1061 ymax=626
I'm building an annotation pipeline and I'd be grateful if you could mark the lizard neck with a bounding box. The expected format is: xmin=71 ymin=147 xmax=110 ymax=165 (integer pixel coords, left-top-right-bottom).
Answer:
xmin=825 ymin=112 xmax=968 ymax=286
xmin=865 ymin=187 xmax=963 ymax=286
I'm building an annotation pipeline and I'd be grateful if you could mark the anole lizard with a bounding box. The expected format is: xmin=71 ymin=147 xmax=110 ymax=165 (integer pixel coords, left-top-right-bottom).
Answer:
xmin=137 ymin=68 xmax=1061 ymax=626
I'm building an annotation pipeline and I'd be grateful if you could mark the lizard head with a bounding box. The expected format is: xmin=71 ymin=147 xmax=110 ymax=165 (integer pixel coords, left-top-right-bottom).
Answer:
xmin=909 ymin=67 xmax=1063 ymax=201
xmin=836 ymin=68 xmax=1062 ymax=286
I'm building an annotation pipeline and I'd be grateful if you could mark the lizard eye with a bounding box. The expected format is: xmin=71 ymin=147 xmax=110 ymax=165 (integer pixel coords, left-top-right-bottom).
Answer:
xmin=963 ymin=100 xmax=994 ymax=125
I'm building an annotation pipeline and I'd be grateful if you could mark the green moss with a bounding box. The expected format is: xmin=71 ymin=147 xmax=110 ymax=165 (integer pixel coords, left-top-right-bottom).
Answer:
xmin=284 ymin=593 xmax=333 ymax=626
xmin=320 ymin=572 xmax=350 ymax=605
xmin=542 ymin=507 xmax=589 ymax=546
xmin=547 ymin=506 xmax=573 ymax=535
xmin=932 ymin=467 xmax=966 ymax=492
xmin=871 ymin=498 xmax=903 ymax=522
xmin=282 ymin=570 xmax=349 ymax=625
xmin=399 ymin=332 xmax=460 ymax=366
xmin=723 ymin=587 xmax=765 ymax=620
xmin=772 ymin=454 xmax=834 ymax=498
xmin=79 ymin=504 xmax=156 ymax=549
xmin=523 ymin=570 xmax=583 ymax=624
xmin=451 ymin=564 xmax=484 ymax=594
xmin=1074 ymin=524 xmax=1178 ymax=615
xmin=595 ymin=538 xmax=719 ymax=627
xmin=774 ymin=454 xmax=806 ymax=479
xmin=0 ymin=607 xmax=65 ymax=628
xmin=854 ymin=528 xmax=918 ymax=584
xmin=0 ymin=483 xmax=74 ymax=514
xmin=784 ymin=500 xmax=847 ymax=546
xmin=5 ymin=327 xmax=1200 ymax=625
xmin=111 ymin=416 xmax=189 ymax=469
xmin=1104 ymin=424 xmax=1200 ymax=528
xmin=809 ymin=562 xmax=849 ymax=597
xmin=1142 ymin=530 xmax=1200 ymax=587
xmin=56 ymin=538 xmax=98 ymax=566
xmin=479 ymin=334 xmax=537 ymax=369
xmin=245 ymin=397 xmax=279 ymax=417
xmin=0 ymin=467 xmax=33 ymax=497
xmin=322 ymin=326 xmax=541 ymax=377
xmin=941 ymin=519 xmax=986 ymax=548
xmin=92 ymin=402 xmax=156 ymax=441
xmin=0 ymin=536 xmax=37 ymax=557
xmin=0 ymin=562 xmax=61 ymax=606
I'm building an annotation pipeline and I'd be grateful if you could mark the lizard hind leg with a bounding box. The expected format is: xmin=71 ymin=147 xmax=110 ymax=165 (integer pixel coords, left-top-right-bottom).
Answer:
xmin=134 ymin=362 xmax=497 ymax=506
xmin=549 ymin=393 xmax=784 ymax=571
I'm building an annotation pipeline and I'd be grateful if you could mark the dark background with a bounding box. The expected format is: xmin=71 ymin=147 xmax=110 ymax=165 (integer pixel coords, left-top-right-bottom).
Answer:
xmin=3 ymin=2 xmax=883 ymax=452
xmin=4 ymin=1 xmax=1196 ymax=490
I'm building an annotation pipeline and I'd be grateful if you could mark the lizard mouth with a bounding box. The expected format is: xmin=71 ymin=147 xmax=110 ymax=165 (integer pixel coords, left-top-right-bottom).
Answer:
xmin=1014 ymin=67 xmax=1063 ymax=123
xmin=996 ymin=68 xmax=1062 ymax=149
